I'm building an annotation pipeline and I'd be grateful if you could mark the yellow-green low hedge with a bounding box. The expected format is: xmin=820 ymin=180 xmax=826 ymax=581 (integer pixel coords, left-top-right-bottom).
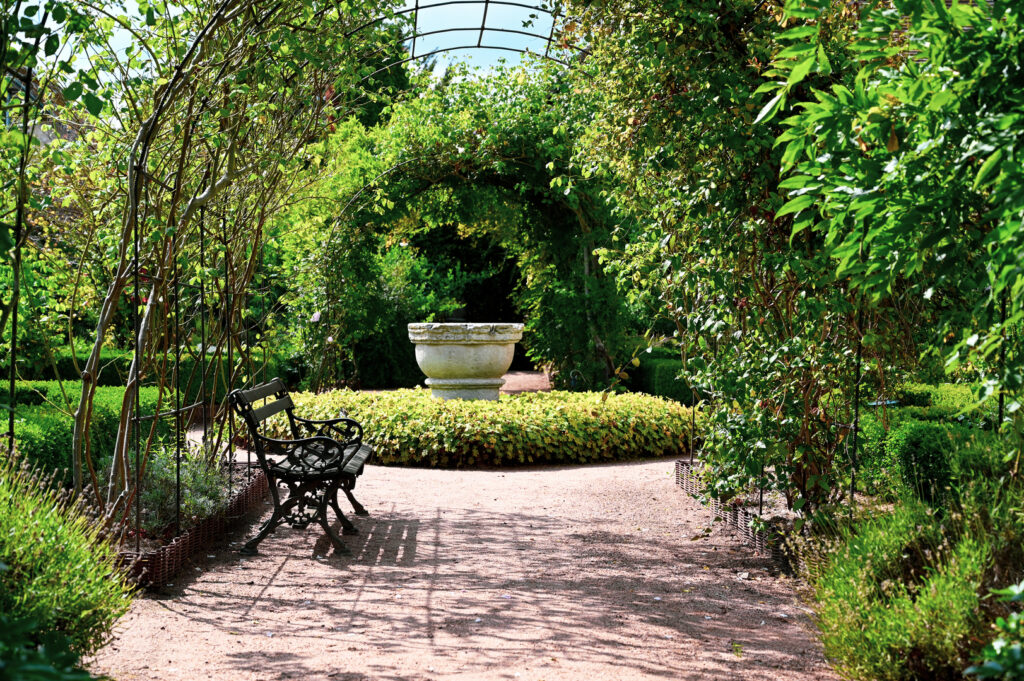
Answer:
xmin=267 ymin=388 xmax=696 ymax=467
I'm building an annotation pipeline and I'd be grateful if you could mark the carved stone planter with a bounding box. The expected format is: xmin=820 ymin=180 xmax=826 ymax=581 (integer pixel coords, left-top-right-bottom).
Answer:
xmin=408 ymin=323 xmax=524 ymax=401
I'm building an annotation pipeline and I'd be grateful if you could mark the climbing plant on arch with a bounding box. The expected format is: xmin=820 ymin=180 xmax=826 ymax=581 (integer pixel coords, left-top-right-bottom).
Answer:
xmin=296 ymin=63 xmax=639 ymax=389
xmin=45 ymin=0 xmax=416 ymax=526
xmin=0 ymin=0 xmax=583 ymax=533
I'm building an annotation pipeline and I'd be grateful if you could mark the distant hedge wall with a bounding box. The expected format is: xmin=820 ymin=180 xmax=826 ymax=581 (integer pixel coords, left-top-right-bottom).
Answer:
xmin=630 ymin=357 xmax=701 ymax=405
xmin=9 ymin=346 xmax=297 ymax=401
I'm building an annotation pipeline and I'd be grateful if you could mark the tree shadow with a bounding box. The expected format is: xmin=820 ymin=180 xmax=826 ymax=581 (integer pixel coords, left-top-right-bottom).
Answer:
xmin=136 ymin=500 xmax=830 ymax=681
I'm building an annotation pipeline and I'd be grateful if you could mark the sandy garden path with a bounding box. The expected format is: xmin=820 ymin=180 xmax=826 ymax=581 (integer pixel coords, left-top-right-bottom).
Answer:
xmin=93 ymin=456 xmax=836 ymax=681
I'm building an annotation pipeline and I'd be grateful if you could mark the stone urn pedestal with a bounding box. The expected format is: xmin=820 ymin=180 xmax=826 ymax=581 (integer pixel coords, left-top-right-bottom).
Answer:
xmin=408 ymin=323 xmax=525 ymax=401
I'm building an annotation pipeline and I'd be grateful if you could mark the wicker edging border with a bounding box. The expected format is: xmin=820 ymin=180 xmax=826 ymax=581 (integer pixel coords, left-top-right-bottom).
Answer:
xmin=118 ymin=469 xmax=269 ymax=588
xmin=675 ymin=459 xmax=790 ymax=568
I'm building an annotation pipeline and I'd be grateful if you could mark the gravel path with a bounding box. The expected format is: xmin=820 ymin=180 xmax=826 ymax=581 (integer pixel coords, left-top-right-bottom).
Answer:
xmin=92 ymin=458 xmax=836 ymax=681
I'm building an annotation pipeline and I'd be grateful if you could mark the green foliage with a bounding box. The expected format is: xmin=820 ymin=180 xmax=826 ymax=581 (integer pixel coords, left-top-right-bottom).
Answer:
xmin=140 ymin=445 xmax=228 ymax=538
xmin=0 ymin=455 xmax=132 ymax=656
xmin=11 ymin=382 xmax=167 ymax=481
xmin=855 ymin=412 xmax=900 ymax=498
xmin=967 ymin=581 xmax=1024 ymax=680
xmin=805 ymin=482 xmax=1024 ymax=680
xmin=896 ymin=383 xmax=984 ymax=413
xmin=896 ymin=384 xmax=934 ymax=408
xmin=0 ymin=615 xmax=97 ymax=681
xmin=13 ymin=345 xmax=289 ymax=402
xmin=288 ymin=64 xmax=637 ymax=390
xmin=768 ymin=0 xmax=1024 ymax=412
xmin=569 ymin=0 xmax=879 ymax=515
xmin=266 ymin=389 xmax=695 ymax=468
xmin=632 ymin=357 xmax=699 ymax=405
xmin=813 ymin=505 xmax=988 ymax=680
xmin=952 ymin=431 xmax=1013 ymax=487
xmin=886 ymin=421 xmax=953 ymax=505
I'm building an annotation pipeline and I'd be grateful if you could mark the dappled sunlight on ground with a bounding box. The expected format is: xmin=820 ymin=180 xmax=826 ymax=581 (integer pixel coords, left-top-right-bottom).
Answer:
xmin=93 ymin=461 xmax=835 ymax=680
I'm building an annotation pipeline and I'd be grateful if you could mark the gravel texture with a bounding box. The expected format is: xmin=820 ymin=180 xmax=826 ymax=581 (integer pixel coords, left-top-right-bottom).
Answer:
xmin=92 ymin=374 xmax=836 ymax=680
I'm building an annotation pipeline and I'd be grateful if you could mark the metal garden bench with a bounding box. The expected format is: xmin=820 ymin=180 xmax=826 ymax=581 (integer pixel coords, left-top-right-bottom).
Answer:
xmin=228 ymin=378 xmax=373 ymax=556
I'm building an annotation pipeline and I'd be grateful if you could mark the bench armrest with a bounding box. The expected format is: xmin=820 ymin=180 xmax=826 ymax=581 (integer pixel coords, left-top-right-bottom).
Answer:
xmin=292 ymin=415 xmax=363 ymax=444
xmin=255 ymin=433 xmax=347 ymax=472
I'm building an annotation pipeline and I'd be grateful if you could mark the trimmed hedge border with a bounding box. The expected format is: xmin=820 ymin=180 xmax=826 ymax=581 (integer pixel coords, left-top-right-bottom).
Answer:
xmin=271 ymin=388 xmax=695 ymax=468
xmin=12 ymin=381 xmax=170 ymax=479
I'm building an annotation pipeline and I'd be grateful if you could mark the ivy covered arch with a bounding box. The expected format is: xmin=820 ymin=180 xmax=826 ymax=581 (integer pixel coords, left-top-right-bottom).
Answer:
xmin=306 ymin=71 xmax=634 ymax=392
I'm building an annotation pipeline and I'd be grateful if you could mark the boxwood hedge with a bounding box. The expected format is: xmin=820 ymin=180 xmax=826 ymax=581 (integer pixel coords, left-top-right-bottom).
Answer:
xmin=12 ymin=381 xmax=170 ymax=480
xmin=269 ymin=389 xmax=696 ymax=467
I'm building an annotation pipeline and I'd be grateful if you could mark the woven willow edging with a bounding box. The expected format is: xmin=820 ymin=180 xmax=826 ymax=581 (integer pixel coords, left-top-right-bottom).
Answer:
xmin=674 ymin=460 xmax=789 ymax=568
xmin=119 ymin=468 xmax=269 ymax=588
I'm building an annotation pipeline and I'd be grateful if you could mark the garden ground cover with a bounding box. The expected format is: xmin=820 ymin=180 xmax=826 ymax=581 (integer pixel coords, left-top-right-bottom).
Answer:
xmin=90 ymin=459 xmax=835 ymax=681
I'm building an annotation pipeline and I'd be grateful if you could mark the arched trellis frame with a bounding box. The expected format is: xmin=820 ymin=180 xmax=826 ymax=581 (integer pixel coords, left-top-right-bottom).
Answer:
xmin=347 ymin=0 xmax=586 ymax=70
xmin=13 ymin=0 xmax=584 ymax=548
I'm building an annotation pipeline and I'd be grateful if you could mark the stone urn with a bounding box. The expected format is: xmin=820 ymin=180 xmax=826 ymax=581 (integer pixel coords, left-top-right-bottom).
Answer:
xmin=407 ymin=323 xmax=525 ymax=401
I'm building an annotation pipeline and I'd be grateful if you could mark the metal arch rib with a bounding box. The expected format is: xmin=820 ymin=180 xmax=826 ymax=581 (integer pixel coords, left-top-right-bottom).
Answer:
xmin=479 ymin=0 xmax=490 ymax=48
xmin=353 ymin=23 xmax=585 ymax=68
xmin=406 ymin=25 xmax=577 ymax=49
xmin=345 ymin=0 xmax=562 ymax=39
xmin=411 ymin=0 xmax=420 ymax=57
xmin=359 ymin=45 xmax=568 ymax=83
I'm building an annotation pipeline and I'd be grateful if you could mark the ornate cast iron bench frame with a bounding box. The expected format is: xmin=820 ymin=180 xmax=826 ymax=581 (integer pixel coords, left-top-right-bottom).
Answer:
xmin=229 ymin=378 xmax=373 ymax=556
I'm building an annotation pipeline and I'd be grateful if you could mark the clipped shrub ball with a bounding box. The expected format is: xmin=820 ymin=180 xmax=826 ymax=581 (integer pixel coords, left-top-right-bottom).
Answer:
xmin=268 ymin=388 xmax=696 ymax=467
xmin=0 ymin=453 xmax=133 ymax=655
xmin=886 ymin=420 xmax=953 ymax=505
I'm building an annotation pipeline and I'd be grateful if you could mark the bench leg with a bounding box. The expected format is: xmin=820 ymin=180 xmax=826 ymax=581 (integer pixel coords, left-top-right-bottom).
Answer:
xmin=240 ymin=480 xmax=298 ymax=555
xmin=241 ymin=506 xmax=285 ymax=555
xmin=329 ymin=492 xmax=360 ymax=536
xmin=341 ymin=480 xmax=369 ymax=516
xmin=318 ymin=482 xmax=351 ymax=555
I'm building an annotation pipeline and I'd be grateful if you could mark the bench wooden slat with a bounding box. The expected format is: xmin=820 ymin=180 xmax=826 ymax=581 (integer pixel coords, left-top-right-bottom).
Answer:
xmin=239 ymin=378 xmax=286 ymax=404
xmin=250 ymin=394 xmax=293 ymax=422
xmin=342 ymin=444 xmax=373 ymax=475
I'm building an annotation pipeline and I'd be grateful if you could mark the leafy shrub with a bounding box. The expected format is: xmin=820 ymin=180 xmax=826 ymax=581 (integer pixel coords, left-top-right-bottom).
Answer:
xmin=0 ymin=455 xmax=132 ymax=655
xmin=886 ymin=420 xmax=953 ymax=505
xmin=896 ymin=383 xmax=934 ymax=407
xmin=892 ymin=383 xmax=995 ymax=428
xmin=140 ymin=445 xmax=229 ymax=538
xmin=267 ymin=389 xmax=695 ymax=467
xmin=0 ymin=614 xmax=97 ymax=681
xmin=967 ymin=581 xmax=1024 ymax=680
xmin=855 ymin=412 xmax=902 ymax=498
xmin=952 ymin=431 xmax=1012 ymax=485
xmin=632 ymin=357 xmax=700 ymax=405
xmin=801 ymin=479 xmax=1024 ymax=681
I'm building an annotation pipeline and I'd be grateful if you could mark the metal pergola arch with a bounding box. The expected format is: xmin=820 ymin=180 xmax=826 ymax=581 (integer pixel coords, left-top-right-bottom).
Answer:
xmin=347 ymin=0 xmax=585 ymax=71
xmin=3 ymin=0 xmax=588 ymax=566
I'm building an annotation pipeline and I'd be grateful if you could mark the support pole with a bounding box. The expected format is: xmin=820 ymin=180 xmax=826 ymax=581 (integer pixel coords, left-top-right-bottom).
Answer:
xmin=133 ymin=169 xmax=142 ymax=554
xmin=7 ymin=66 xmax=31 ymax=455
xmin=998 ymin=292 xmax=1007 ymax=427
xmin=850 ymin=305 xmax=865 ymax=517
xmin=200 ymin=208 xmax=209 ymax=447
xmin=224 ymin=213 xmax=234 ymax=497
xmin=174 ymin=251 xmax=182 ymax=536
